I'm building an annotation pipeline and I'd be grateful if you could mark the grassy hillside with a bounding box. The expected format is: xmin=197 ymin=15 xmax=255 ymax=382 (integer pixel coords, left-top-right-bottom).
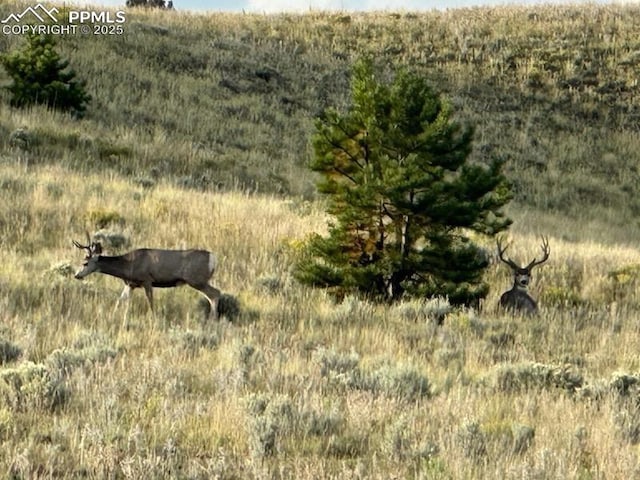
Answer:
xmin=2 ymin=1 xmax=640 ymax=478
xmin=1 ymin=1 xmax=640 ymax=240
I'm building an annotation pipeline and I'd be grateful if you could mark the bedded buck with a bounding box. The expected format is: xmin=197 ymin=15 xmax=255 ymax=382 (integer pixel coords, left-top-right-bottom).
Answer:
xmin=73 ymin=239 xmax=221 ymax=320
xmin=497 ymin=236 xmax=550 ymax=315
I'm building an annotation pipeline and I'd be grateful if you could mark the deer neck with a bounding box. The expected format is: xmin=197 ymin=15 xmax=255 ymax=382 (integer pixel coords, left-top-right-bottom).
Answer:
xmin=96 ymin=255 xmax=132 ymax=279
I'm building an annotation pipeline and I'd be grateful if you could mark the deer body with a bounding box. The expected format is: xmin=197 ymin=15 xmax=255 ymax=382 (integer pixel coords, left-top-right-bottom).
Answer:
xmin=496 ymin=236 xmax=550 ymax=316
xmin=73 ymin=241 xmax=220 ymax=320
xmin=499 ymin=284 xmax=538 ymax=314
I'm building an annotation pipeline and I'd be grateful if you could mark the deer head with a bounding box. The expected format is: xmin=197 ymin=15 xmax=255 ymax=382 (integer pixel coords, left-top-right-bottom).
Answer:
xmin=497 ymin=236 xmax=550 ymax=288
xmin=72 ymin=237 xmax=103 ymax=279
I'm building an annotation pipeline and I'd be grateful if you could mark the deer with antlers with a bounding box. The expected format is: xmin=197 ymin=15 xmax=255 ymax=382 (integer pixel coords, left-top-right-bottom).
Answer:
xmin=496 ymin=236 xmax=550 ymax=315
xmin=73 ymin=237 xmax=221 ymax=321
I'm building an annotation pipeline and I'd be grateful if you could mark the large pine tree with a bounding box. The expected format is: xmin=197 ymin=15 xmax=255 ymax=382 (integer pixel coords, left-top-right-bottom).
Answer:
xmin=295 ymin=59 xmax=512 ymax=305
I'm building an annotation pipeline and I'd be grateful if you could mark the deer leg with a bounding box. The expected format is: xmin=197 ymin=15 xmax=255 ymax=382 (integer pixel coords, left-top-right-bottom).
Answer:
xmin=114 ymin=284 xmax=131 ymax=313
xmin=143 ymin=284 xmax=154 ymax=314
xmin=193 ymin=283 xmax=221 ymax=320
xmin=114 ymin=284 xmax=132 ymax=331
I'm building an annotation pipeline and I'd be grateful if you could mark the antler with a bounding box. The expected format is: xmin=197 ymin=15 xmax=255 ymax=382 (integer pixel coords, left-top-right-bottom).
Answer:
xmin=73 ymin=240 xmax=90 ymax=251
xmin=73 ymin=232 xmax=98 ymax=254
xmin=73 ymin=231 xmax=90 ymax=249
xmin=525 ymin=235 xmax=550 ymax=270
xmin=496 ymin=236 xmax=520 ymax=270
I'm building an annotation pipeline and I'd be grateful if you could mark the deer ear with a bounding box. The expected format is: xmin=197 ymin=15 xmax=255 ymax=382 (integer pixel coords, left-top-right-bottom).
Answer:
xmin=92 ymin=242 xmax=103 ymax=254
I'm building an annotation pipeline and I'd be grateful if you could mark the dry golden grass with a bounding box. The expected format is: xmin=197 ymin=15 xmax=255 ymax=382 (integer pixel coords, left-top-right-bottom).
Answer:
xmin=3 ymin=1 xmax=640 ymax=477
xmin=4 ymin=0 xmax=640 ymax=224
xmin=0 ymin=159 xmax=640 ymax=478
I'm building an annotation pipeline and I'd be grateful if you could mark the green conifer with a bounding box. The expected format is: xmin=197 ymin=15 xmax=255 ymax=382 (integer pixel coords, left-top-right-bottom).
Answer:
xmin=1 ymin=34 xmax=90 ymax=116
xmin=295 ymin=59 xmax=512 ymax=305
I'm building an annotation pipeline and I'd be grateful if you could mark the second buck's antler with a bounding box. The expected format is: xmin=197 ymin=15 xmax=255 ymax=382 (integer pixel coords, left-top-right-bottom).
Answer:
xmin=496 ymin=236 xmax=519 ymax=270
xmin=525 ymin=236 xmax=550 ymax=270
xmin=497 ymin=235 xmax=550 ymax=271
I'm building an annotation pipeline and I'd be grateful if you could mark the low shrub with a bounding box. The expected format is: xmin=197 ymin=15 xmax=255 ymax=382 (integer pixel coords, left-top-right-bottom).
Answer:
xmin=0 ymin=362 xmax=69 ymax=411
xmin=244 ymin=393 xmax=296 ymax=459
xmin=394 ymin=297 xmax=452 ymax=324
xmin=492 ymin=361 xmax=583 ymax=394
xmin=457 ymin=421 xmax=487 ymax=460
xmin=84 ymin=209 xmax=126 ymax=230
xmin=169 ymin=328 xmax=219 ymax=357
xmin=314 ymin=348 xmax=431 ymax=401
xmin=92 ymin=229 xmax=131 ymax=251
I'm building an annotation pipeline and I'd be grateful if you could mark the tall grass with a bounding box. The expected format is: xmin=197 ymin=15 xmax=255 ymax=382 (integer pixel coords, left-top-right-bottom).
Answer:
xmin=0 ymin=159 xmax=639 ymax=477
xmin=1 ymin=1 xmax=640 ymax=477
xmin=2 ymin=2 xmax=640 ymax=238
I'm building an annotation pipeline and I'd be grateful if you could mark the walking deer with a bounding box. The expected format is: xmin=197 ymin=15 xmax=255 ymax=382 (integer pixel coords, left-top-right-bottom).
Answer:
xmin=497 ymin=236 xmax=550 ymax=315
xmin=73 ymin=239 xmax=221 ymax=320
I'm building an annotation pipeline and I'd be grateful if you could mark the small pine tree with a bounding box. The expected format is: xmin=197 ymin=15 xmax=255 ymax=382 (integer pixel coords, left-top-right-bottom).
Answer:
xmin=295 ymin=59 xmax=512 ymax=306
xmin=1 ymin=34 xmax=90 ymax=116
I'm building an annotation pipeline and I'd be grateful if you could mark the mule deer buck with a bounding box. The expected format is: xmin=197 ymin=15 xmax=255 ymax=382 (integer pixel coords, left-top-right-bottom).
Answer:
xmin=497 ymin=236 xmax=550 ymax=315
xmin=73 ymin=238 xmax=221 ymax=321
